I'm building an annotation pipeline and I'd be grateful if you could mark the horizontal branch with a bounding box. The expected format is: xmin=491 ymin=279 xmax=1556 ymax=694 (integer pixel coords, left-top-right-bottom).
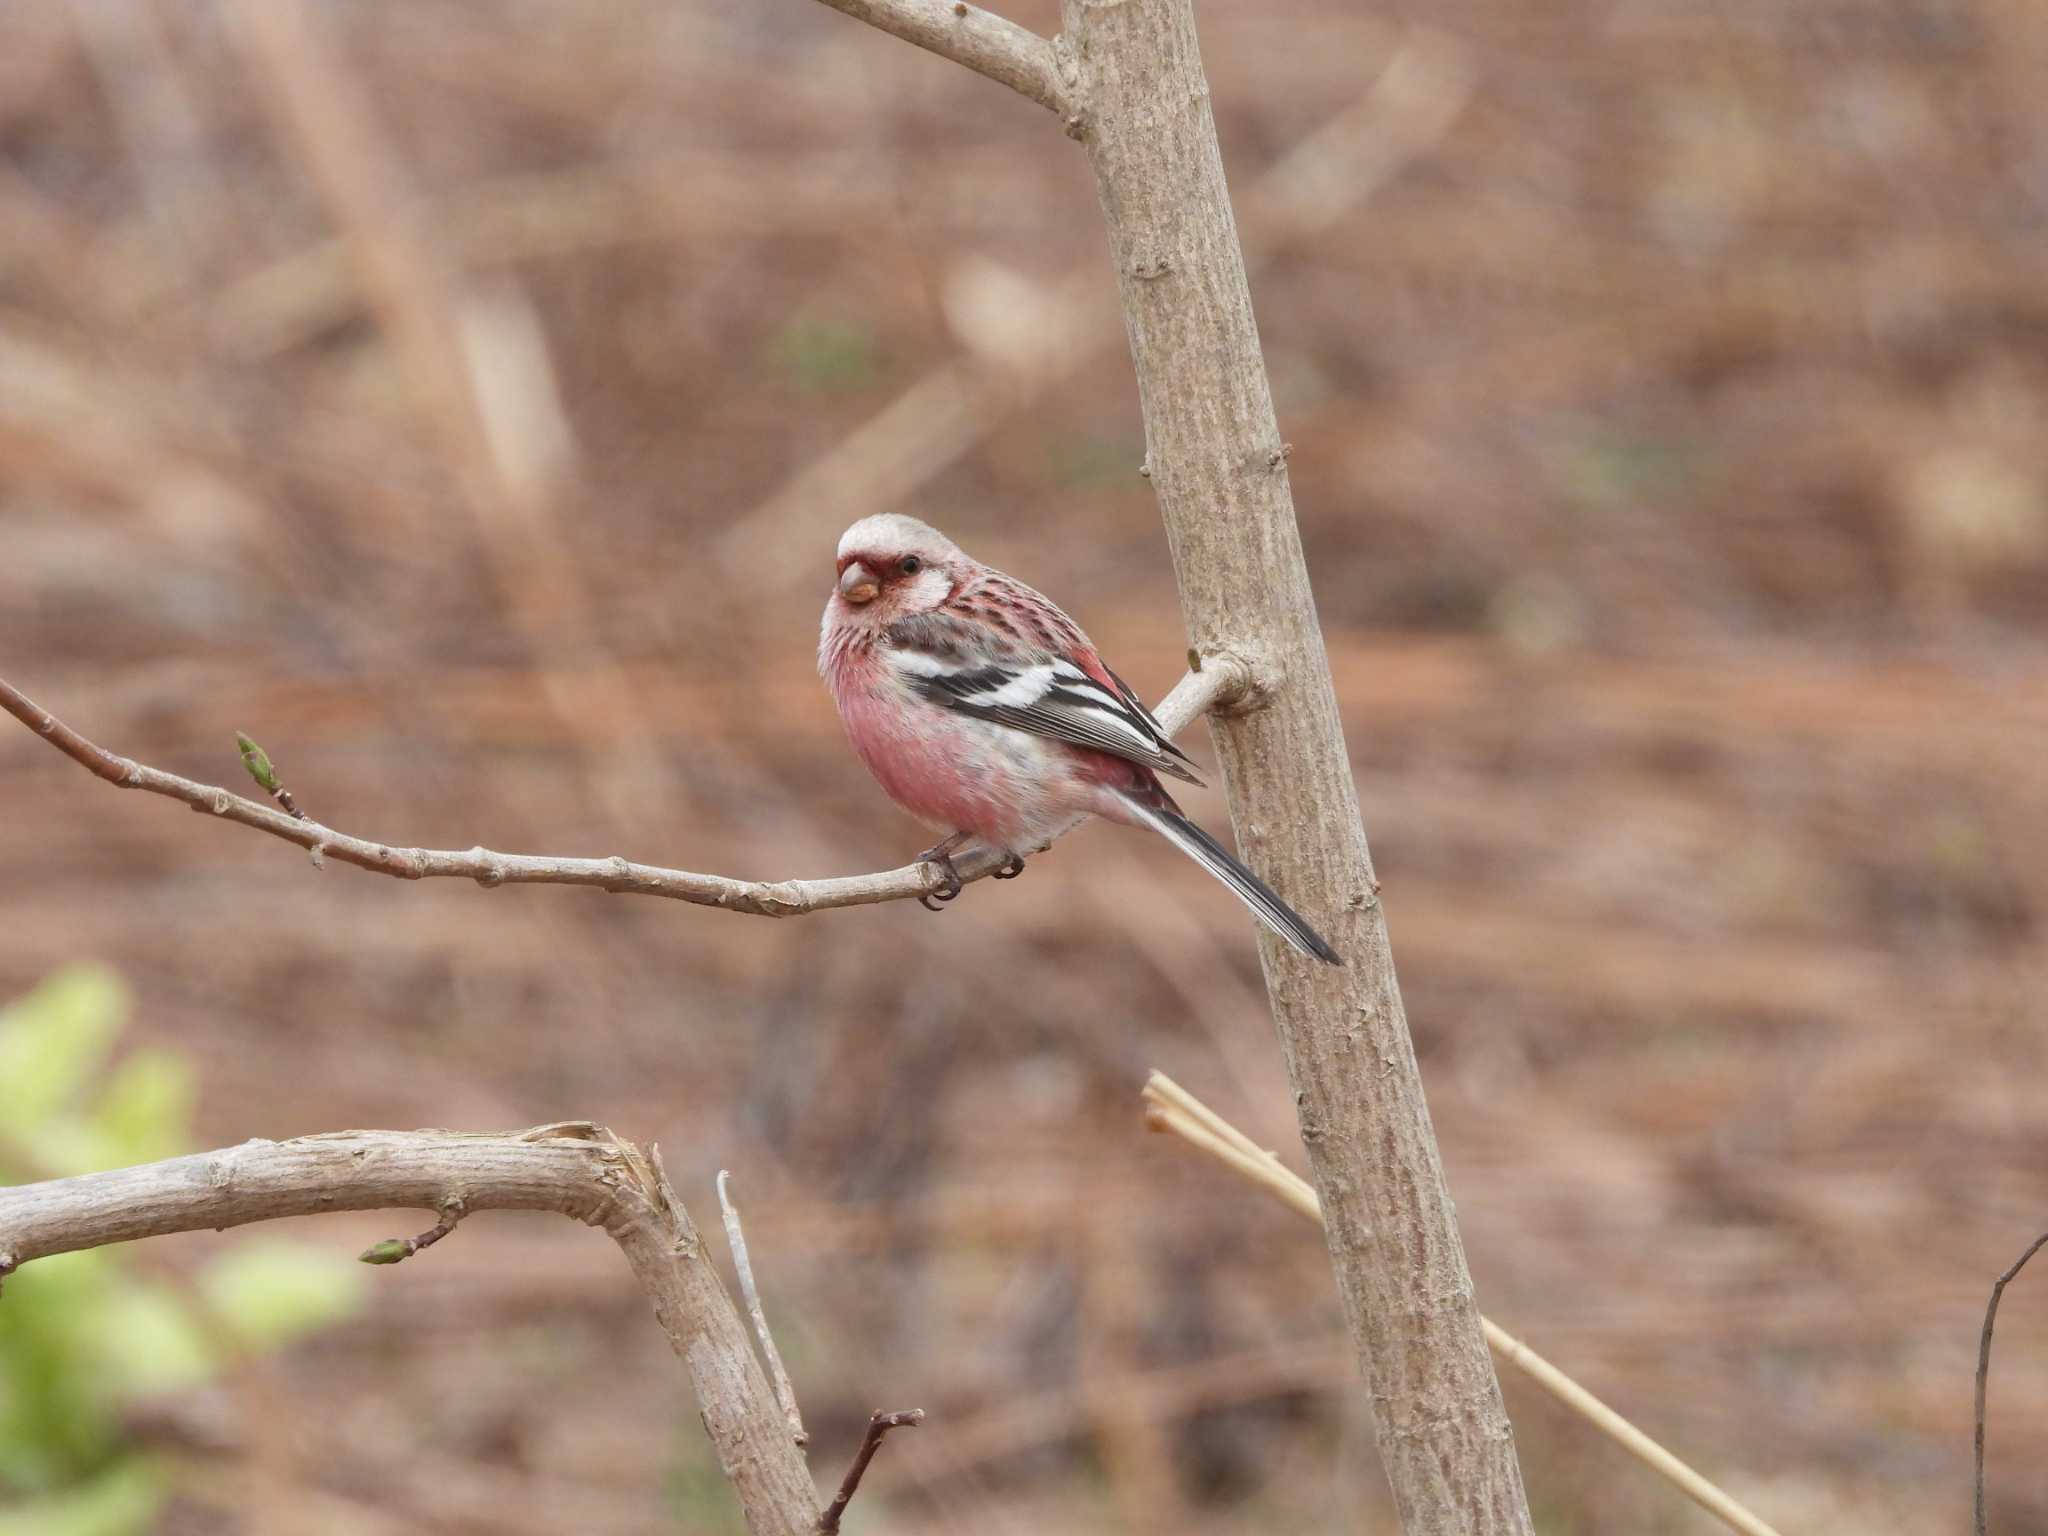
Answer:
xmin=808 ymin=0 xmax=1067 ymax=116
xmin=0 ymin=660 xmax=1245 ymax=917
xmin=0 ymin=1122 xmax=823 ymax=1533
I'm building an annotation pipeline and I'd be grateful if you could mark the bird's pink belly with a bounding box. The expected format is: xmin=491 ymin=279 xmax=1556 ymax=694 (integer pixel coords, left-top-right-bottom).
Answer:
xmin=839 ymin=687 xmax=1055 ymax=847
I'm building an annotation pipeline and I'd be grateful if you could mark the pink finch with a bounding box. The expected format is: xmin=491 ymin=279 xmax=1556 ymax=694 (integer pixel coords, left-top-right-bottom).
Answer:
xmin=819 ymin=514 xmax=1341 ymax=964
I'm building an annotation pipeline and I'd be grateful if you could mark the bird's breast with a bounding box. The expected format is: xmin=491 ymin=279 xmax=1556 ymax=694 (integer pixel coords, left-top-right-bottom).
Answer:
xmin=828 ymin=662 xmax=1076 ymax=847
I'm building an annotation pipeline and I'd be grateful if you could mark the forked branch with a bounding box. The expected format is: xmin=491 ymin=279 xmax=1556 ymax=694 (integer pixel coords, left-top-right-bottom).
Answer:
xmin=0 ymin=661 xmax=1244 ymax=918
xmin=0 ymin=1123 xmax=823 ymax=1535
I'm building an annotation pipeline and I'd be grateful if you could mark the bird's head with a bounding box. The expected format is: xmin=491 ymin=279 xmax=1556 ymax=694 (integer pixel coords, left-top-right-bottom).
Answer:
xmin=827 ymin=514 xmax=965 ymax=628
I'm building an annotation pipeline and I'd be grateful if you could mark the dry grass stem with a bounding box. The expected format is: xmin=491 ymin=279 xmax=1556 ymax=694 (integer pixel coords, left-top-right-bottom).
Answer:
xmin=1141 ymin=1073 xmax=1789 ymax=1536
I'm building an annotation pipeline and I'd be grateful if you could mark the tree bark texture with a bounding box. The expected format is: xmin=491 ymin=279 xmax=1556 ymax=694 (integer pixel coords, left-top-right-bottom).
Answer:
xmin=1056 ymin=2 xmax=1535 ymax=1529
xmin=0 ymin=1124 xmax=824 ymax=1536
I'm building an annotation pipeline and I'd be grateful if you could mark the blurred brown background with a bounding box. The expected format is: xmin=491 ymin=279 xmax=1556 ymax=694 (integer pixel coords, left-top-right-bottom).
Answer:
xmin=4 ymin=0 xmax=2047 ymax=1531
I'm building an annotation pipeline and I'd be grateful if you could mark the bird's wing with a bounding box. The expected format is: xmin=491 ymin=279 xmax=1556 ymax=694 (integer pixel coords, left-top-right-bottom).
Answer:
xmin=884 ymin=613 xmax=1203 ymax=785
xmin=1099 ymin=663 xmax=1200 ymax=776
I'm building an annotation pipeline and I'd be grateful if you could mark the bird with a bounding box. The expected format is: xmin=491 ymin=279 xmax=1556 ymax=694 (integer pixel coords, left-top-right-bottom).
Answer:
xmin=818 ymin=513 xmax=1341 ymax=964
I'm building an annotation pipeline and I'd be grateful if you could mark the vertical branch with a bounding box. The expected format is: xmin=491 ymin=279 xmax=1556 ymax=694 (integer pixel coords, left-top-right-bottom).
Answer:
xmin=719 ymin=1170 xmax=809 ymax=1447
xmin=1977 ymin=1231 xmax=2048 ymax=1536
xmin=618 ymin=1143 xmax=825 ymax=1536
xmin=1056 ymin=1 xmax=1534 ymax=1529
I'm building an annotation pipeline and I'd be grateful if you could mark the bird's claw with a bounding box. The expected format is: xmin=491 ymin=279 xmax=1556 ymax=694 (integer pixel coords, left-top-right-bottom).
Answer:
xmin=992 ymin=852 xmax=1026 ymax=880
xmin=917 ymin=847 xmax=965 ymax=911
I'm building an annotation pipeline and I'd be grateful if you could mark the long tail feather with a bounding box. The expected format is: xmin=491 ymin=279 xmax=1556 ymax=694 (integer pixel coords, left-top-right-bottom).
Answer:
xmin=1121 ymin=796 xmax=1343 ymax=965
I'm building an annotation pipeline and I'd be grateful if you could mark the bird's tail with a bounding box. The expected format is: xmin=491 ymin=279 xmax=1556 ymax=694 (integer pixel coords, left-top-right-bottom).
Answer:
xmin=1120 ymin=794 xmax=1343 ymax=965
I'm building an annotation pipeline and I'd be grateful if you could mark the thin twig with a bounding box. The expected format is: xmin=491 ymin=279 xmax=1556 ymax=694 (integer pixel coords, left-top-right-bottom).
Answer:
xmin=1140 ymin=1073 xmax=1788 ymax=1536
xmin=807 ymin=0 xmax=1065 ymax=116
xmin=358 ymin=1196 xmax=465 ymax=1266
xmin=1976 ymin=1230 xmax=2048 ymax=1536
xmin=720 ymin=1170 xmax=808 ymax=1447
xmin=818 ymin=1409 xmax=925 ymax=1534
xmin=0 ymin=663 xmax=1241 ymax=920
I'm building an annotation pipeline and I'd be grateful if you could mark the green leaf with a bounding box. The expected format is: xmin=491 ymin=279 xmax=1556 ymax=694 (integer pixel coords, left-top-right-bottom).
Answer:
xmin=200 ymin=1241 xmax=364 ymax=1350
xmin=0 ymin=1458 xmax=164 ymax=1536
xmin=0 ymin=1253 xmax=121 ymax=1487
xmin=0 ymin=967 xmax=129 ymax=1144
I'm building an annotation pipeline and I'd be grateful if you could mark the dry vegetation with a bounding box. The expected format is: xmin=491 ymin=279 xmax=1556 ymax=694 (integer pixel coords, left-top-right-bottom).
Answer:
xmin=3 ymin=1 xmax=2046 ymax=1531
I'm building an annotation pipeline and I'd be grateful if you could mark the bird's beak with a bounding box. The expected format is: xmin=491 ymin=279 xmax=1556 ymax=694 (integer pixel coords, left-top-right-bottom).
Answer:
xmin=838 ymin=561 xmax=879 ymax=605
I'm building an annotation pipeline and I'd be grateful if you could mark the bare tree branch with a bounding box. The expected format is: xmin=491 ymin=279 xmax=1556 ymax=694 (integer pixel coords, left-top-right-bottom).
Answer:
xmin=1976 ymin=1230 xmax=2048 ymax=1536
xmin=720 ymin=1170 xmax=808 ymax=1447
xmin=1053 ymin=0 xmax=1534 ymax=1526
xmin=819 ymin=1409 xmax=925 ymax=1534
xmin=807 ymin=0 xmax=1066 ymax=116
xmin=0 ymin=1123 xmax=824 ymax=1536
xmin=0 ymin=660 xmax=1242 ymax=918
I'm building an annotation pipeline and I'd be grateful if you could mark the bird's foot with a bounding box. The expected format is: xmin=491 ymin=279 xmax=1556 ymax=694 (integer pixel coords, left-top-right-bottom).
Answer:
xmin=917 ymin=838 xmax=967 ymax=911
xmin=992 ymin=851 xmax=1026 ymax=880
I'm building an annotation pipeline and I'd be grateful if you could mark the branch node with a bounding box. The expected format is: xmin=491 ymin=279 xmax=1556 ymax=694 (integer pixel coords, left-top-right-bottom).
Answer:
xmin=206 ymin=1149 xmax=240 ymax=1190
xmin=1266 ymin=441 xmax=1294 ymax=469
xmin=471 ymin=847 xmax=507 ymax=887
xmin=360 ymin=1196 xmax=466 ymax=1266
xmin=819 ymin=1409 xmax=925 ymax=1533
xmin=753 ymin=881 xmax=813 ymax=918
xmin=308 ymin=843 xmax=327 ymax=870
xmin=1189 ymin=649 xmax=1263 ymax=717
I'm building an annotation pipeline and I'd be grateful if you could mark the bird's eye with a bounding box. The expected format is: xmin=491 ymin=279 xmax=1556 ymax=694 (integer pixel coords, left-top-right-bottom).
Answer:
xmin=900 ymin=555 xmax=923 ymax=575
